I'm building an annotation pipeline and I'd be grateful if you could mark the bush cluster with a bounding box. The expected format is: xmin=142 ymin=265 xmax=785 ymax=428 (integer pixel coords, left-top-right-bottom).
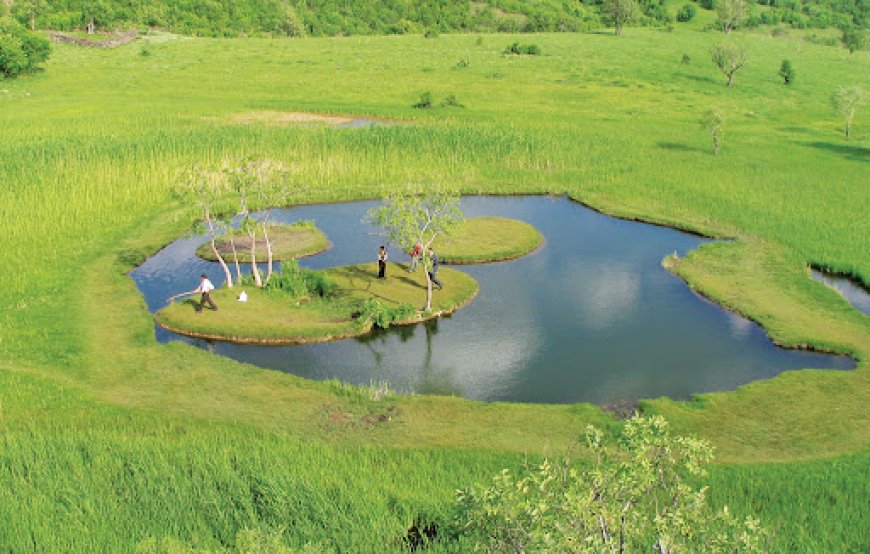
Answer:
xmin=357 ymin=299 xmax=416 ymax=329
xmin=254 ymin=260 xmax=336 ymax=299
xmin=0 ymin=18 xmax=50 ymax=79
xmin=503 ymin=41 xmax=541 ymax=55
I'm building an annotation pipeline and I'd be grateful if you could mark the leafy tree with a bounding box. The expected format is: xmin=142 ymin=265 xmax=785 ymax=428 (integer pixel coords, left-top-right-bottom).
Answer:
xmin=711 ymin=41 xmax=748 ymax=87
xmin=701 ymin=109 xmax=724 ymax=156
xmin=716 ymin=0 xmax=747 ymax=32
xmin=601 ymin=0 xmax=640 ymax=35
xmin=453 ymin=415 xmax=767 ymax=553
xmin=840 ymin=27 xmax=866 ymax=53
xmin=10 ymin=0 xmax=47 ymax=30
xmin=0 ymin=16 xmax=48 ymax=78
xmin=366 ymin=187 xmax=461 ymax=312
xmin=779 ymin=59 xmax=794 ymax=84
xmin=676 ymin=3 xmax=697 ymax=22
xmin=830 ymin=85 xmax=867 ymax=139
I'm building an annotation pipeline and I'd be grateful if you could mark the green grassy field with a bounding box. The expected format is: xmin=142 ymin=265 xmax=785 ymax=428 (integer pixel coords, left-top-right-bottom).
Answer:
xmin=0 ymin=28 xmax=868 ymax=551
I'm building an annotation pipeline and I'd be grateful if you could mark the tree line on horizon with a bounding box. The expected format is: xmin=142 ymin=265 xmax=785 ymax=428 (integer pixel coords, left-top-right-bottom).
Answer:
xmin=3 ymin=0 xmax=867 ymax=38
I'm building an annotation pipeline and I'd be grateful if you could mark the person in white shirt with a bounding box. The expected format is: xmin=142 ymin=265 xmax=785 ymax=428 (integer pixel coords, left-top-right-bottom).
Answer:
xmin=195 ymin=273 xmax=218 ymax=312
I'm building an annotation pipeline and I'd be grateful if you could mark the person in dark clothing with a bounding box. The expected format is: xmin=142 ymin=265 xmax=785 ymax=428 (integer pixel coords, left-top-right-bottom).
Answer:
xmin=378 ymin=246 xmax=388 ymax=279
xmin=427 ymin=248 xmax=443 ymax=290
xmin=195 ymin=273 xmax=218 ymax=312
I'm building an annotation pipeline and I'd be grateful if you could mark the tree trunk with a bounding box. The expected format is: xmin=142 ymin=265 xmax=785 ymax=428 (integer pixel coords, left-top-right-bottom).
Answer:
xmin=209 ymin=238 xmax=233 ymax=289
xmin=30 ymin=14 xmax=35 ymax=31
xmin=727 ymin=72 xmax=734 ymax=87
xmin=87 ymin=19 xmax=95 ymax=34
xmin=229 ymin=237 xmax=242 ymax=284
xmin=615 ymin=22 xmax=622 ymax=36
xmin=845 ymin=119 xmax=851 ymax=140
xmin=424 ymin=270 xmax=433 ymax=312
xmin=248 ymin=230 xmax=263 ymax=287
xmin=262 ymin=223 xmax=274 ymax=281
xmin=204 ymin=206 xmax=233 ymax=288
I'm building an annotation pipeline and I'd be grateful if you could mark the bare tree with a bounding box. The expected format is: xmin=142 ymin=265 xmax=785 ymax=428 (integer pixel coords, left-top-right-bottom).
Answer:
xmin=174 ymin=167 xmax=234 ymax=288
xmin=700 ymin=109 xmax=724 ymax=156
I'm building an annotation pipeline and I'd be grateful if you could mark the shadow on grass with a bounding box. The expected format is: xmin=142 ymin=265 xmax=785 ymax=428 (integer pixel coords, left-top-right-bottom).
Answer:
xmin=657 ymin=142 xmax=705 ymax=153
xmin=802 ymin=141 xmax=869 ymax=162
xmin=673 ymin=72 xmax=719 ymax=86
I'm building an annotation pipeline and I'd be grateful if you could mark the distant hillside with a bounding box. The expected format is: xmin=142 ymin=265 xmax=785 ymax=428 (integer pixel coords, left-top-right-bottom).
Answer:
xmin=6 ymin=0 xmax=867 ymax=37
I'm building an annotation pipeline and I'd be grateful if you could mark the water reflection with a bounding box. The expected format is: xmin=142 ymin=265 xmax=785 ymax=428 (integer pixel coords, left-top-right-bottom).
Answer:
xmin=131 ymin=196 xmax=854 ymax=404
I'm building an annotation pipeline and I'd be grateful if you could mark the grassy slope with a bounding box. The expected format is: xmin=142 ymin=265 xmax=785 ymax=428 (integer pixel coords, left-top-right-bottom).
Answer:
xmin=0 ymin=29 xmax=868 ymax=550
xmin=155 ymin=263 xmax=479 ymax=342
xmin=435 ymin=216 xmax=543 ymax=263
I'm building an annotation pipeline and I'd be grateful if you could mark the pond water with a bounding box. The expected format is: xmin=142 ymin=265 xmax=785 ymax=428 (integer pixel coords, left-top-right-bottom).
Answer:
xmin=131 ymin=196 xmax=854 ymax=405
xmin=810 ymin=269 xmax=870 ymax=316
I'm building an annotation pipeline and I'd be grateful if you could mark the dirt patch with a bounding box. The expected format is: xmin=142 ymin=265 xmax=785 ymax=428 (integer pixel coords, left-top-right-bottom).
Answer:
xmin=50 ymin=30 xmax=138 ymax=48
xmin=601 ymin=399 xmax=639 ymax=419
xmin=228 ymin=111 xmax=392 ymax=127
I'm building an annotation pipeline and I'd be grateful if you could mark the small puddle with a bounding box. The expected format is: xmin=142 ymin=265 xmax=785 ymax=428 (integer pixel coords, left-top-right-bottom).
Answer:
xmin=131 ymin=196 xmax=854 ymax=405
xmin=810 ymin=269 xmax=870 ymax=316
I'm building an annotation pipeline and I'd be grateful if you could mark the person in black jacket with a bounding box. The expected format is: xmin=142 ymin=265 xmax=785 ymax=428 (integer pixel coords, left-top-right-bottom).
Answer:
xmin=378 ymin=246 xmax=388 ymax=279
xmin=427 ymin=248 xmax=443 ymax=290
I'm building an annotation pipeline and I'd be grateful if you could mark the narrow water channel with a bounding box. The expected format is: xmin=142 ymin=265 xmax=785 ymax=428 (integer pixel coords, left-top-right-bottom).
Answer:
xmin=131 ymin=196 xmax=854 ymax=404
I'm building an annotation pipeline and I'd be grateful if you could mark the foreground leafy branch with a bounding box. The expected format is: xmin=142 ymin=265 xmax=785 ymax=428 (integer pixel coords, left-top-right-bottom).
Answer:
xmin=453 ymin=415 xmax=767 ymax=553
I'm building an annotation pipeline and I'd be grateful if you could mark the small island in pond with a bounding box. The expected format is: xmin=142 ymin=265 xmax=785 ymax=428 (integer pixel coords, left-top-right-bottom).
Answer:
xmin=196 ymin=221 xmax=329 ymax=262
xmin=155 ymin=263 xmax=479 ymax=345
xmin=435 ymin=216 xmax=543 ymax=264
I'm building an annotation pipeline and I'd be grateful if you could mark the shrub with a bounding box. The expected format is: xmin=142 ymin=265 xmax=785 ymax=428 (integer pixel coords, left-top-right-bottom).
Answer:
xmin=357 ymin=299 xmax=416 ymax=329
xmin=677 ymin=3 xmax=697 ymax=21
xmin=778 ymin=59 xmax=794 ymax=84
xmin=260 ymin=260 xmax=336 ymax=299
xmin=682 ymin=52 xmax=692 ymax=64
xmin=412 ymin=91 xmax=433 ymax=109
xmin=440 ymin=94 xmax=464 ymax=108
xmin=452 ymin=415 xmax=767 ymax=552
xmin=700 ymin=0 xmax=717 ymax=10
xmin=503 ymin=41 xmax=541 ymax=55
xmin=0 ymin=17 xmax=50 ymax=79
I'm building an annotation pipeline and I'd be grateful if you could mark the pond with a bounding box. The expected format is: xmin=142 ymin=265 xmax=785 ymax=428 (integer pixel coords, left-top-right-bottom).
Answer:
xmin=131 ymin=196 xmax=854 ymax=405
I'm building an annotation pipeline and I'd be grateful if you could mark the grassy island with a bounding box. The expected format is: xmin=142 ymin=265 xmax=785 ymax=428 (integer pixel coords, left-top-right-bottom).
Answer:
xmin=196 ymin=221 xmax=329 ymax=262
xmin=435 ymin=216 xmax=543 ymax=264
xmin=155 ymin=263 xmax=478 ymax=344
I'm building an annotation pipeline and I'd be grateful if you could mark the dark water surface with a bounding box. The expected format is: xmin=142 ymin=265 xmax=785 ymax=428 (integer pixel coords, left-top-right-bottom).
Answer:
xmin=131 ymin=196 xmax=853 ymax=404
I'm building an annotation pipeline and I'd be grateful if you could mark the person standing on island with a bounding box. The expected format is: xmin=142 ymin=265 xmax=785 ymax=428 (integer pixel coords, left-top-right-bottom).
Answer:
xmin=427 ymin=248 xmax=443 ymax=290
xmin=408 ymin=241 xmax=422 ymax=272
xmin=195 ymin=273 xmax=218 ymax=312
xmin=378 ymin=245 xmax=388 ymax=279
